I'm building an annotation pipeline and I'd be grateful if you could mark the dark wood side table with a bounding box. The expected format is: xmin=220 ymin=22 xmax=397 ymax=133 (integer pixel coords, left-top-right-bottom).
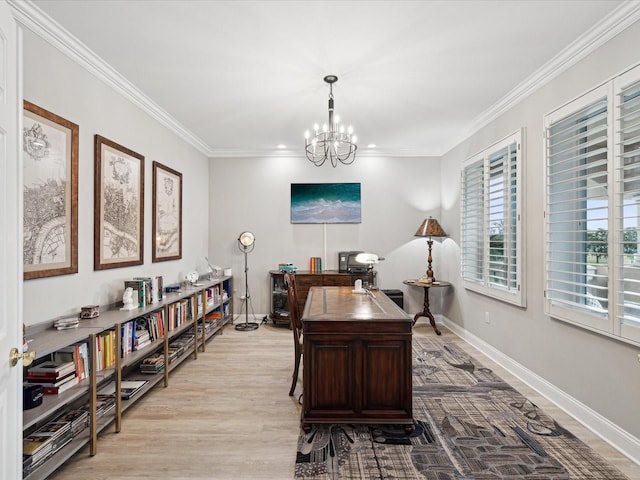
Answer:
xmin=403 ymin=279 xmax=451 ymax=335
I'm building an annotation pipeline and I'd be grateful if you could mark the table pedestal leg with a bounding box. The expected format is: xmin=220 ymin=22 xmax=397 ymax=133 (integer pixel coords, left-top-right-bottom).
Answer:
xmin=412 ymin=287 xmax=441 ymax=335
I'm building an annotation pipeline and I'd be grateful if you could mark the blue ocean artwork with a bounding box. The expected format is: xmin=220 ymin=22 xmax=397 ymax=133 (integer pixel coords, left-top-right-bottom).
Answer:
xmin=291 ymin=183 xmax=361 ymax=224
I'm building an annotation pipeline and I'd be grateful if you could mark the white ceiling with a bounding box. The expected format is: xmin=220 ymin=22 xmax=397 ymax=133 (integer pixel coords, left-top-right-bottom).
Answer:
xmin=24 ymin=0 xmax=633 ymax=158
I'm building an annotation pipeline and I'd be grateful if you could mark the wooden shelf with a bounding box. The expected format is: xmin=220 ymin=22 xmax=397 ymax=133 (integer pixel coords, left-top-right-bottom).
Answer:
xmin=22 ymin=275 xmax=233 ymax=479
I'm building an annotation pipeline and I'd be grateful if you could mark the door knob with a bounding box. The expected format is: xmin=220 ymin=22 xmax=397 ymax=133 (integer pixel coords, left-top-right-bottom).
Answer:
xmin=9 ymin=347 xmax=36 ymax=367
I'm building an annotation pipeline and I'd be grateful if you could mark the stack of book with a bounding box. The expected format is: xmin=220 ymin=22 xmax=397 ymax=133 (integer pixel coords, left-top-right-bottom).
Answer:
xmin=135 ymin=323 xmax=151 ymax=351
xmin=25 ymin=361 xmax=79 ymax=395
xmin=145 ymin=311 xmax=164 ymax=341
xmin=52 ymin=317 xmax=79 ymax=330
xmin=121 ymin=380 xmax=147 ymax=400
xmin=123 ymin=276 xmax=163 ymax=308
xmin=98 ymin=380 xmax=147 ymax=400
xmin=54 ymin=342 xmax=89 ymax=381
xmin=95 ymin=393 xmax=116 ymax=418
xmin=121 ymin=321 xmax=135 ymax=359
xmin=54 ymin=408 xmax=89 ymax=437
xmin=309 ymin=256 xmax=323 ymax=272
xmin=23 ymin=421 xmax=73 ymax=476
xmin=140 ymin=353 xmax=165 ymax=374
xmin=95 ymin=330 xmax=116 ymax=372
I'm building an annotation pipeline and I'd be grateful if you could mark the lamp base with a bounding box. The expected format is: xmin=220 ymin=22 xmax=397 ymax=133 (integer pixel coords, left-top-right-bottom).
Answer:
xmin=235 ymin=322 xmax=259 ymax=331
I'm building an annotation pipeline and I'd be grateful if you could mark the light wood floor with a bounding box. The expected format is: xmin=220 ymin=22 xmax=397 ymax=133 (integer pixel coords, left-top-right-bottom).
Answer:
xmin=48 ymin=321 xmax=640 ymax=480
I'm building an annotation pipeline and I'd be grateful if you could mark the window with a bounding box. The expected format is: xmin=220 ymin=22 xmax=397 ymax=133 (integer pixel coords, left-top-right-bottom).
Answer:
xmin=544 ymin=63 xmax=640 ymax=344
xmin=461 ymin=130 xmax=524 ymax=306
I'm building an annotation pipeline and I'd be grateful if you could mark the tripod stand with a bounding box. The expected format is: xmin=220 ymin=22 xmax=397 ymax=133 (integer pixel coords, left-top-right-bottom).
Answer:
xmin=235 ymin=231 xmax=259 ymax=331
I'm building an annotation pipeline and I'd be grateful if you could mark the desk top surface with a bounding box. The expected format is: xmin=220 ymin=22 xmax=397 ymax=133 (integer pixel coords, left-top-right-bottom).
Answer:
xmin=302 ymin=286 xmax=411 ymax=323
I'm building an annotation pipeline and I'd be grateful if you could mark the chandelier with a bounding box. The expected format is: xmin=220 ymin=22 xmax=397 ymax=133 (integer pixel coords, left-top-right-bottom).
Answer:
xmin=304 ymin=75 xmax=357 ymax=167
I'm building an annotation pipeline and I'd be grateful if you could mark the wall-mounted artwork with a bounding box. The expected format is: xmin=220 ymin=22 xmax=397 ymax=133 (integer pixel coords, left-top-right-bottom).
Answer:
xmin=94 ymin=135 xmax=144 ymax=270
xmin=23 ymin=101 xmax=78 ymax=280
xmin=291 ymin=182 xmax=361 ymax=224
xmin=152 ymin=161 xmax=182 ymax=262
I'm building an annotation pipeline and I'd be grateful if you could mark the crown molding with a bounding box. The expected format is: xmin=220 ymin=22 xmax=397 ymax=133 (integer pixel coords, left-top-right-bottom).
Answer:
xmin=8 ymin=0 xmax=215 ymax=157
xmin=10 ymin=0 xmax=639 ymax=160
xmin=205 ymin=147 xmax=438 ymax=159
xmin=445 ymin=0 xmax=640 ymax=156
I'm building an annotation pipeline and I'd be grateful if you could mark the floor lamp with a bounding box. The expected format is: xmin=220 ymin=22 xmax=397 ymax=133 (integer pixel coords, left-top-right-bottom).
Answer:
xmin=235 ymin=231 xmax=259 ymax=331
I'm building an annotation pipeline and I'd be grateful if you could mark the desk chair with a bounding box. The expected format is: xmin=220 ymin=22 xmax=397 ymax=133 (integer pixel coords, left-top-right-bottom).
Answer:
xmin=284 ymin=273 xmax=303 ymax=396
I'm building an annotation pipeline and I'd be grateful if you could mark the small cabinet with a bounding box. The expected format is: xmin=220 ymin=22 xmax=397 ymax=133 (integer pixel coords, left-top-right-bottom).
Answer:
xmin=267 ymin=270 xmax=374 ymax=326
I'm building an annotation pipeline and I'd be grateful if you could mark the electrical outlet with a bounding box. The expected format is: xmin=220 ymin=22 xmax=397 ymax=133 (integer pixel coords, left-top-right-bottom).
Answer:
xmin=484 ymin=312 xmax=490 ymax=324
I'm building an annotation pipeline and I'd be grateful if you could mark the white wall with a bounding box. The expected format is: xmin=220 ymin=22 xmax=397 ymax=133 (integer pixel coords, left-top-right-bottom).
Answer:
xmin=440 ymin=21 xmax=640 ymax=441
xmin=22 ymin=29 xmax=211 ymax=324
xmin=208 ymin=155 xmax=443 ymax=318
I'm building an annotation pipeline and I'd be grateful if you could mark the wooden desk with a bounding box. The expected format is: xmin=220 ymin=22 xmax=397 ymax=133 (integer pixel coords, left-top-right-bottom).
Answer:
xmin=301 ymin=286 xmax=413 ymax=433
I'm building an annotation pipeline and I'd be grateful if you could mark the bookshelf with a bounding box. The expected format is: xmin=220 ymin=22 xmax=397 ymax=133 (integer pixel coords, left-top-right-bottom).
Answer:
xmin=22 ymin=276 xmax=233 ymax=480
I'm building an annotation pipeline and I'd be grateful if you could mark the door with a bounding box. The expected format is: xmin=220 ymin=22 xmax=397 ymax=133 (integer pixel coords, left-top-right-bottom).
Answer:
xmin=0 ymin=2 xmax=22 ymax=479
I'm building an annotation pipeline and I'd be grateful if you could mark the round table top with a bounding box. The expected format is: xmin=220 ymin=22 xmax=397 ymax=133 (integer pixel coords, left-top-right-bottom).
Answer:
xmin=403 ymin=279 xmax=451 ymax=288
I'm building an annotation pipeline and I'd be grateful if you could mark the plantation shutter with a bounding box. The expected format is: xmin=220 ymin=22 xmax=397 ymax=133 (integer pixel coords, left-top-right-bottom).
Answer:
xmin=545 ymin=87 xmax=609 ymax=329
xmin=487 ymin=142 xmax=518 ymax=290
xmin=617 ymin=75 xmax=640 ymax=339
xmin=461 ymin=159 xmax=484 ymax=283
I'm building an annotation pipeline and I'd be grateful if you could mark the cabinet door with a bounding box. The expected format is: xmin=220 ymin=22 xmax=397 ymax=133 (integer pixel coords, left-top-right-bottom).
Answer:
xmin=304 ymin=335 xmax=357 ymax=417
xmin=361 ymin=338 xmax=412 ymax=417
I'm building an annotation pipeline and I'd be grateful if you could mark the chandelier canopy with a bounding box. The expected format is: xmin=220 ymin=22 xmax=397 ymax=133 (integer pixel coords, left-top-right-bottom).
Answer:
xmin=304 ymin=75 xmax=357 ymax=167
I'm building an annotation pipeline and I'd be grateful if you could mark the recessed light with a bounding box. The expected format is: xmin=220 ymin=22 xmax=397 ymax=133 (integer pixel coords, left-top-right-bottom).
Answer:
xmin=277 ymin=144 xmax=287 ymax=149
xmin=367 ymin=144 xmax=377 ymax=148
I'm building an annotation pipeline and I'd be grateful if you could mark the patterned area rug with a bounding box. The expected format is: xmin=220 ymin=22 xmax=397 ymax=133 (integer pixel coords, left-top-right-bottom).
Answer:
xmin=295 ymin=336 xmax=629 ymax=479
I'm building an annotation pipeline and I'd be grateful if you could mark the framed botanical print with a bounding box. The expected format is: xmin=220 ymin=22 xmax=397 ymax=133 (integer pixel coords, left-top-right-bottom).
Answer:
xmin=23 ymin=101 xmax=79 ymax=280
xmin=94 ymin=135 xmax=144 ymax=270
xmin=152 ymin=161 xmax=182 ymax=262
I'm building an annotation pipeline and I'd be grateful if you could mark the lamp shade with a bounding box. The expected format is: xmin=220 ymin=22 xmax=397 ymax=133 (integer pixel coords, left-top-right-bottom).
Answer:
xmin=415 ymin=217 xmax=447 ymax=238
xmin=238 ymin=231 xmax=255 ymax=247
xmin=355 ymin=253 xmax=379 ymax=265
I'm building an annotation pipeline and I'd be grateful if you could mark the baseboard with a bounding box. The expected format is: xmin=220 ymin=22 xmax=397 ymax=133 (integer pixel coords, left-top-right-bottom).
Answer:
xmin=439 ymin=316 xmax=640 ymax=465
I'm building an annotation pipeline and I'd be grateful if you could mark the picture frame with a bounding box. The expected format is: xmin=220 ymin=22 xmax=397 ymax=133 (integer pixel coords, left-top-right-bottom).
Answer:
xmin=152 ymin=161 xmax=182 ymax=262
xmin=94 ymin=135 xmax=144 ymax=270
xmin=291 ymin=182 xmax=361 ymax=224
xmin=23 ymin=100 xmax=79 ymax=280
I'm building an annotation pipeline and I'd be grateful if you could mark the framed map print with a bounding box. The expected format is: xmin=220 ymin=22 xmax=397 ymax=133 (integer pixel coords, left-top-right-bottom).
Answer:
xmin=94 ymin=135 xmax=144 ymax=270
xmin=152 ymin=161 xmax=182 ymax=262
xmin=23 ymin=101 xmax=78 ymax=280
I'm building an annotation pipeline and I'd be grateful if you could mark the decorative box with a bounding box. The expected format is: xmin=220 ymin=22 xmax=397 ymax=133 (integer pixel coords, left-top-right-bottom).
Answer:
xmin=23 ymin=384 xmax=43 ymax=410
xmin=80 ymin=305 xmax=100 ymax=319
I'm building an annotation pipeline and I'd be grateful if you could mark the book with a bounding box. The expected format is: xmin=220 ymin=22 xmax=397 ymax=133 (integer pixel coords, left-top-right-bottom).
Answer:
xmin=25 ymin=370 xmax=76 ymax=387
xmin=133 ymin=277 xmax=153 ymax=305
xmin=98 ymin=380 xmax=148 ymax=400
xmin=54 ymin=342 xmax=89 ymax=380
xmin=28 ymin=360 xmax=75 ymax=378
xmin=121 ymin=380 xmax=147 ymax=400
xmin=41 ymin=376 xmax=79 ymax=395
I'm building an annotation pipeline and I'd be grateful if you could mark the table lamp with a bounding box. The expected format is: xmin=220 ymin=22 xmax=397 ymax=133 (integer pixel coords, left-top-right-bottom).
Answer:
xmin=415 ymin=217 xmax=447 ymax=282
xmin=354 ymin=253 xmax=383 ymax=290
